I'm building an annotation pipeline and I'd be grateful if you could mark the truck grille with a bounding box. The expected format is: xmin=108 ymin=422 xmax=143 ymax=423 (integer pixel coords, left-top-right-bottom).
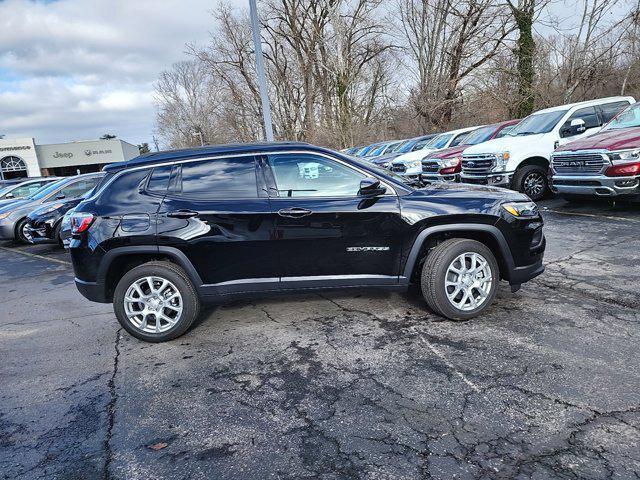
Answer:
xmin=391 ymin=164 xmax=406 ymax=173
xmin=461 ymin=154 xmax=495 ymax=174
xmin=421 ymin=160 xmax=440 ymax=173
xmin=552 ymin=153 xmax=606 ymax=174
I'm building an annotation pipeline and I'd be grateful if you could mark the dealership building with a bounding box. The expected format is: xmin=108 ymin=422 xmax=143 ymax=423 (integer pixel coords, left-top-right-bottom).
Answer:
xmin=0 ymin=137 xmax=140 ymax=180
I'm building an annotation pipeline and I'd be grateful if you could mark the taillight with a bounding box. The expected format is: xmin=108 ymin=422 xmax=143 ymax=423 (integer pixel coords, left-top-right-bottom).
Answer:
xmin=71 ymin=213 xmax=95 ymax=235
xmin=605 ymin=161 xmax=640 ymax=177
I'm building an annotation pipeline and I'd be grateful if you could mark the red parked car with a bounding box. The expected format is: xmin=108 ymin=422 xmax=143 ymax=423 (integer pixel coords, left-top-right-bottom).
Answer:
xmin=551 ymin=102 xmax=640 ymax=201
xmin=421 ymin=119 xmax=520 ymax=182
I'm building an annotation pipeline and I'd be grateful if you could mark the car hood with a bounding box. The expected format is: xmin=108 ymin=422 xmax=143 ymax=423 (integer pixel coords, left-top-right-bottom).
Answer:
xmin=403 ymin=181 xmax=530 ymax=216
xmin=425 ymin=145 xmax=467 ymax=160
xmin=462 ymin=134 xmax=547 ymax=155
xmin=419 ymin=181 xmax=528 ymax=201
xmin=556 ymin=127 xmax=640 ymax=152
xmin=393 ymin=148 xmax=437 ymax=164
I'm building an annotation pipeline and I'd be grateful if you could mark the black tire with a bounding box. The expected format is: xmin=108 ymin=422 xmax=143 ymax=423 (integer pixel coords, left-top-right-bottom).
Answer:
xmin=14 ymin=218 xmax=30 ymax=244
xmin=421 ymin=238 xmax=499 ymax=321
xmin=513 ymin=165 xmax=548 ymax=201
xmin=113 ymin=261 xmax=201 ymax=342
xmin=53 ymin=222 xmax=63 ymax=247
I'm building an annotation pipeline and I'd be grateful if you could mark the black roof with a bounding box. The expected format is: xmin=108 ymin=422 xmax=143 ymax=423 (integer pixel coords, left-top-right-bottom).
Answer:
xmin=104 ymin=141 xmax=320 ymax=172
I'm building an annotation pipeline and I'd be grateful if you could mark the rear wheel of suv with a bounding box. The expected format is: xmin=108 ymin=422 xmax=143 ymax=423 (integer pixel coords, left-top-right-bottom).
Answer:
xmin=421 ymin=239 xmax=499 ymax=321
xmin=113 ymin=261 xmax=201 ymax=342
xmin=513 ymin=165 xmax=548 ymax=201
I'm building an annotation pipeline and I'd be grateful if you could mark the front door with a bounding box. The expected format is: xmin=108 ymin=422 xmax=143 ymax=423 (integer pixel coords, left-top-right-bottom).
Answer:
xmin=264 ymin=152 xmax=404 ymax=288
xmin=156 ymin=155 xmax=278 ymax=292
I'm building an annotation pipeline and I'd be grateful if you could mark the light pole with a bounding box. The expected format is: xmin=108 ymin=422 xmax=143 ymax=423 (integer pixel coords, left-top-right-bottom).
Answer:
xmin=248 ymin=0 xmax=275 ymax=141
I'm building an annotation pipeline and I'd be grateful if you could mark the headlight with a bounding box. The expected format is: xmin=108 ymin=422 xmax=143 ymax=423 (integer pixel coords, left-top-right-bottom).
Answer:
xmin=492 ymin=151 xmax=510 ymax=171
xmin=440 ymin=157 xmax=461 ymax=168
xmin=0 ymin=212 xmax=11 ymax=220
xmin=502 ymin=201 xmax=538 ymax=218
xmin=608 ymin=149 xmax=640 ymax=163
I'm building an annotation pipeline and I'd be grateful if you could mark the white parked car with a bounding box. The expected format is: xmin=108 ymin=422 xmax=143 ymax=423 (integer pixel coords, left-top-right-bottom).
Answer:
xmin=391 ymin=126 xmax=480 ymax=178
xmin=460 ymin=96 xmax=635 ymax=200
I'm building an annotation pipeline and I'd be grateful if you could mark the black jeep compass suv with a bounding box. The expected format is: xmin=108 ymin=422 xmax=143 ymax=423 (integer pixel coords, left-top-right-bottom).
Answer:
xmin=69 ymin=142 xmax=545 ymax=342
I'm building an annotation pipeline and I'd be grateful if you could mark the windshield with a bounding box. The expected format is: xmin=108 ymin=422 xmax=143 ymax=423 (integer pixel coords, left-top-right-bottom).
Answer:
xmin=603 ymin=103 xmax=640 ymax=130
xmin=426 ymin=133 xmax=453 ymax=149
xmin=366 ymin=145 xmax=386 ymax=157
xmin=462 ymin=125 xmax=500 ymax=145
xmin=396 ymin=139 xmax=416 ymax=153
xmin=508 ymin=110 xmax=568 ymax=136
xmin=384 ymin=142 xmax=401 ymax=154
xmin=29 ymin=178 xmax=67 ymax=200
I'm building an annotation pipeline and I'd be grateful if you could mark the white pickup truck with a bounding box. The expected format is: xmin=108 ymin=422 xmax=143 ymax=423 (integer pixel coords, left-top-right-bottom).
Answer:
xmin=460 ymin=96 xmax=635 ymax=200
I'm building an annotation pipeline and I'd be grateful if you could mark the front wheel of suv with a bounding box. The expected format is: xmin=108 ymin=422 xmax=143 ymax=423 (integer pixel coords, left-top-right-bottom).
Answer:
xmin=421 ymin=239 xmax=499 ymax=321
xmin=113 ymin=261 xmax=201 ymax=342
xmin=513 ymin=165 xmax=548 ymax=201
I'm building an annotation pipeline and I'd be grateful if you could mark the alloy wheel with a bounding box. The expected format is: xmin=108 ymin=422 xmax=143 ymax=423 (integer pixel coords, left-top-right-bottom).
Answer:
xmin=523 ymin=172 xmax=546 ymax=198
xmin=444 ymin=252 xmax=493 ymax=311
xmin=123 ymin=276 xmax=183 ymax=333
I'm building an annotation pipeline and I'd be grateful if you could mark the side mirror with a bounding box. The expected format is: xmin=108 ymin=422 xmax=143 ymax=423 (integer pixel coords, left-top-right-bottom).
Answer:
xmin=5 ymin=193 xmax=14 ymax=199
xmin=570 ymin=118 xmax=586 ymax=134
xmin=358 ymin=178 xmax=386 ymax=197
xmin=56 ymin=194 xmax=66 ymax=200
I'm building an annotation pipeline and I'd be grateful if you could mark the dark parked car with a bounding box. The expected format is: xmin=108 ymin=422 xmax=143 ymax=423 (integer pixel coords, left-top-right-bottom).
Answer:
xmin=69 ymin=142 xmax=545 ymax=342
xmin=0 ymin=173 xmax=103 ymax=243
xmin=25 ymin=173 xmax=105 ymax=245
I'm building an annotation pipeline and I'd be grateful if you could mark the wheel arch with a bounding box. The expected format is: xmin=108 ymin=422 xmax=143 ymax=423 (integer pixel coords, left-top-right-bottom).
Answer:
xmin=403 ymin=224 xmax=516 ymax=284
xmin=97 ymin=246 xmax=203 ymax=302
xmin=517 ymin=156 xmax=549 ymax=170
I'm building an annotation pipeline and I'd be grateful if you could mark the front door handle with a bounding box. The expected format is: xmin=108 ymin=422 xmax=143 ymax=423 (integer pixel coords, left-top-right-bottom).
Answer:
xmin=166 ymin=210 xmax=199 ymax=219
xmin=277 ymin=207 xmax=313 ymax=218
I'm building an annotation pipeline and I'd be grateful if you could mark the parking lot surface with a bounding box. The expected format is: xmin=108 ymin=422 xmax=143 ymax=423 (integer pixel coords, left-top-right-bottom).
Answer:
xmin=1 ymin=198 xmax=639 ymax=480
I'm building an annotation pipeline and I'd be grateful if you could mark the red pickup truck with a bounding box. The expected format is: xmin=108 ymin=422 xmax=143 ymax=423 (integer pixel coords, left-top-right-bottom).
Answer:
xmin=421 ymin=119 xmax=520 ymax=182
xmin=551 ymin=102 xmax=640 ymax=201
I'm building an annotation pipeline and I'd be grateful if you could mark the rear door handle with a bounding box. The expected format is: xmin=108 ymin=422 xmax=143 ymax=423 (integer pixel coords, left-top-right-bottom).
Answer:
xmin=277 ymin=207 xmax=312 ymax=218
xmin=166 ymin=210 xmax=199 ymax=219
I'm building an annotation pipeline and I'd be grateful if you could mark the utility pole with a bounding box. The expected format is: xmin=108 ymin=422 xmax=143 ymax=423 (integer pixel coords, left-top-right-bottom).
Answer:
xmin=249 ymin=0 xmax=275 ymax=141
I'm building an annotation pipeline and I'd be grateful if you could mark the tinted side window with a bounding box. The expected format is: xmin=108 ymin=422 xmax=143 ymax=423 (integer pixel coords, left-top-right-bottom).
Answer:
xmin=178 ymin=157 xmax=258 ymax=199
xmin=8 ymin=182 xmax=45 ymax=198
xmin=268 ymin=153 xmax=365 ymax=197
xmin=146 ymin=165 xmax=173 ymax=194
xmin=562 ymin=106 xmax=600 ymax=133
xmin=599 ymin=101 xmax=631 ymax=124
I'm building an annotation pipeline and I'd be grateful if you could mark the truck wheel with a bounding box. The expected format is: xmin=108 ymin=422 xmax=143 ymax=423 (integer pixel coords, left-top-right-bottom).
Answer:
xmin=421 ymin=239 xmax=499 ymax=321
xmin=113 ymin=261 xmax=201 ymax=342
xmin=513 ymin=165 xmax=548 ymax=201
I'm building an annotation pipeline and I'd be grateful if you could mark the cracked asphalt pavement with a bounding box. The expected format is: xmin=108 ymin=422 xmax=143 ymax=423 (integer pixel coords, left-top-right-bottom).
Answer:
xmin=1 ymin=198 xmax=639 ymax=479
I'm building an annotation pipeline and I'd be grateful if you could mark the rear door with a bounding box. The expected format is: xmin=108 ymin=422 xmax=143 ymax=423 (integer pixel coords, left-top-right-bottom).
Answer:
xmin=156 ymin=155 xmax=278 ymax=291
xmin=264 ymin=151 xmax=403 ymax=288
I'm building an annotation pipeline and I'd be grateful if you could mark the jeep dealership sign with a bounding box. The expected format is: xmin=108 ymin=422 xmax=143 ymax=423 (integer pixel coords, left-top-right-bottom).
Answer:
xmin=36 ymin=139 xmax=139 ymax=168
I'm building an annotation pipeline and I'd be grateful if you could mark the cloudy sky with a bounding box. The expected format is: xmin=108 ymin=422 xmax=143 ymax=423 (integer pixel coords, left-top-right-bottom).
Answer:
xmin=0 ymin=0 xmax=611 ymax=147
xmin=0 ymin=0 xmax=232 ymax=146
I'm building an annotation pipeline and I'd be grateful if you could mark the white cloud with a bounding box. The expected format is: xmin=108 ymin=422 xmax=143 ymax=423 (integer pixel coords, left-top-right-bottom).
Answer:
xmin=0 ymin=0 xmax=233 ymax=145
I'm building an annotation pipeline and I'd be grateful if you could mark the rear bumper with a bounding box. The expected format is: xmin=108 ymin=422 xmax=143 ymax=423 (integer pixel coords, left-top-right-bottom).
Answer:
xmin=552 ymin=174 xmax=640 ymax=197
xmin=75 ymin=277 xmax=109 ymax=303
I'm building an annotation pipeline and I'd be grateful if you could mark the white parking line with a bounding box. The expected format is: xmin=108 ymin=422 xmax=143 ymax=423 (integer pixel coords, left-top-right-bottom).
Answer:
xmin=408 ymin=325 xmax=481 ymax=393
xmin=543 ymin=209 xmax=640 ymax=223
xmin=0 ymin=246 xmax=71 ymax=266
